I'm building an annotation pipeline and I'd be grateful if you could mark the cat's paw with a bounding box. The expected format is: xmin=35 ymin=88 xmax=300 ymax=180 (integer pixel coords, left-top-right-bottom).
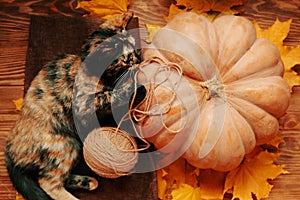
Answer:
xmin=65 ymin=174 xmax=98 ymax=191
xmin=87 ymin=177 xmax=98 ymax=191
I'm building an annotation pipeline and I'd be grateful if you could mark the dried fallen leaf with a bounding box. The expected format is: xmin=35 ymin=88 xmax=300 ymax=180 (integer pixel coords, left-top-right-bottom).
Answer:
xmin=284 ymin=70 xmax=300 ymax=91
xmin=157 ymin=158 xmax=227 ymax=200
xmin=259 ymin=132 xmax=285 ymax=154
xmin=157 ymin=158 xmax=199 ymax=199
xmin=198 ymin=169 xmax=226 ymax=200
xmin=172 ymin=184 xmax=202 ymax=200
xmin=165 ymin=4 xmax=187 ymax=22
xmin=76 ymin=0 xmax=130 ymax=19
xmin=145 ymin=24 xmax=161 ymax=43
xmin=12 ymin=98 xmax=23 ymax=111
xmin=224 ymin=151 xmax=286 ymax=200
xmin=264 ymin=132 xmax=285 ymax=149
xmin=157 ymin=169 xmax=168 ymax=200
xmin=201 ymin=10 xmax=240 ymax=22
xmin=166 ymin=0 xmax=244 ymax=21
xmin=254 ymin=19 xmax=300 ymax=90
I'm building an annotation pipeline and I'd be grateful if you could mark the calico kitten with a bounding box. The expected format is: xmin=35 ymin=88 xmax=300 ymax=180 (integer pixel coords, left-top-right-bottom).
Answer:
xmin=5 ymin=11 xmax=145 ymax=200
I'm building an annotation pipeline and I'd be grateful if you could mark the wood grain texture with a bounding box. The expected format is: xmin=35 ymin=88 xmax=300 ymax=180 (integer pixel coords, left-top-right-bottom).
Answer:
xmin=0 ymin=0 xmax=300 ymax=199
xmin=242 ymin=0 xmax=300 ymax=46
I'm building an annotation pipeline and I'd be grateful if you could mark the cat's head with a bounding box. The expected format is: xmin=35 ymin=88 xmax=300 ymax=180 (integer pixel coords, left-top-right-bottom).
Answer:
xmin=96 ymin=66 xmax=147 ymax=127
xmin=99 ymin=11 xmax=134 ymax=32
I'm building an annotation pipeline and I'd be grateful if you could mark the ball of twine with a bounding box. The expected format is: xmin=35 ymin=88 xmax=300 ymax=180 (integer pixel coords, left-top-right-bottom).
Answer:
xmin=83 ymin=127 xmax=138 ymax=178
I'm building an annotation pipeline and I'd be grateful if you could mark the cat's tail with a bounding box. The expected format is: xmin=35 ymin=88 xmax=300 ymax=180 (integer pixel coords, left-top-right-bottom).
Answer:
xmin=5 ymin=150 xmax=52 ymax=200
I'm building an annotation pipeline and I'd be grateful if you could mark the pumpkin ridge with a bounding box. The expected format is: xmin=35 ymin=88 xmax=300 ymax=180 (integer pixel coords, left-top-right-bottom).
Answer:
xmin=214 ymin=15 xmax=256 ymax=76
xmin=222 ymin=38 xmax=284 ymax=83
xmin=214 ymin=17 xmax=236 ymax=72
xmin=151 ymin=24 xmax=218 ymax=81
xmin=227 ymin=103 xmax=256 ymax=154
xmin=198 ymin=98 xmax=226 ymax=159
xmin=199 ymin=105 xmax=247 ymax=171
xmin=224 ymin=76 xmax=290 ymax=117
xmin=221 ymin=47 xmax=257 ymax=83
xmin=226 ymin=96 xmax=279 ymax=144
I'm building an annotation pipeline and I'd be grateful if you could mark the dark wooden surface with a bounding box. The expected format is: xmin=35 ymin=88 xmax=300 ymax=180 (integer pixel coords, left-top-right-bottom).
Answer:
xmin=0 ymin=0 xmax=300 ymax=199
xmin=24 ymin=14 xmax=157 ymax=200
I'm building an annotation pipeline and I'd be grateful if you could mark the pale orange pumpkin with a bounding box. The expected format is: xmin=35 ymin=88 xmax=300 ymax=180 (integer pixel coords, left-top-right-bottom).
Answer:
xmin=136 ymin=12 xmax=291 ymax=171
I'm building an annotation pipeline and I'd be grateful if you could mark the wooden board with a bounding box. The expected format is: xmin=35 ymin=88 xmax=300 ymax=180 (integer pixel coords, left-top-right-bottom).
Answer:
xmin=0 ymin=0 xmax=300 ymax=199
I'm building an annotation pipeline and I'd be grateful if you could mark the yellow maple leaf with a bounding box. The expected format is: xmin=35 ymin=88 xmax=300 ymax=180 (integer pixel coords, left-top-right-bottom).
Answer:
xmin=145 ymin=24 xmax=161 ymax=43
xmin=164 ymin=157 xmax=187 ymax=185
xmin=284 ymin=70 xmax=300 ymax=91
xmin=265 ymin=132 xmax=285 ymax=149
xmin=172 ymin=184 xmax=202 ymax=200
xmin=157 ymin=169 xmax=168 ymax=199
xmin=12 ymin=98 xmax=23 ymax=111
xmin=258 ymin=132 xmax=285 ymax=154
xmin=254 ymin=19 xmax=300 ymax=90
xmin=224 ymin=151 xmax=286 ymax=200
xmin=157 ymin=158 xmax=227 ymax=200
xmin=166 ymin=0 xmax=244 ymax=21
xmin=157 ymin=158 xmax=199 ymax=199
xmin=201 ymin=10 xmax=240 ymax=22
xmin=76 ymin=0 xmax=130 ymax=19
xmin=165 ymin=4 xmax=188 ymax=21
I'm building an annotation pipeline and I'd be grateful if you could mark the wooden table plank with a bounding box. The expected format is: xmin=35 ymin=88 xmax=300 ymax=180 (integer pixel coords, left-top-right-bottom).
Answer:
xmin=242 ymin=0 xmax=300 ymax=46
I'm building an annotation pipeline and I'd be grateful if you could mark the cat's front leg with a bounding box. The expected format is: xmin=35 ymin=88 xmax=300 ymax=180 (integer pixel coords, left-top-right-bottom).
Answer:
xmin=38 ymin=164 xmax=80 ymax=200
xmin=38 ymin=180 xmax=79 ymax=200
xmin=37 ymin=137 xmax=82 ymax=200
xmin=39 ymin=174 xmax=99 ymax=200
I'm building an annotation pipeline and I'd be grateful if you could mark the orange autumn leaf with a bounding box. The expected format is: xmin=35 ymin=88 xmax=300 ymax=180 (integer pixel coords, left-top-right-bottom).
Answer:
xmin=76 ymin=0 xmax=130 ymax=19
xmin=265 ymin=132 xmax=285 ymax=149
xmin=163 ymin=157 xmax=187 ymax=185
xmin=245 ymin=132 xmax=284 ymax=158
xmin=157 ymin=169 xmax=168 ymax=199
xmin=12 ymin=98 xmax=23 ymax=111
xmin=157 ymin=158 xmax=226 ymax=200
xmin=166 ymin=0 xmax=244 ymax=21
xmin=198 ymin=169 xmax=226 ymax=200
xmin=157 ymin=158 xmax=199 ymax=200
xmin=166 ymin=4 xmax=188 ymax=22
xmin=224 ymin=151 xmax=286 ymax=200
xmin=254 ymin=19 xmax=300 ymax=90
xmin=171 ymin=170 xmax=226 ymax=200
xmin=172 ymin=184 xmax=201 ymax=200
xmin=259 ymin=132 xmax=285 ymax=154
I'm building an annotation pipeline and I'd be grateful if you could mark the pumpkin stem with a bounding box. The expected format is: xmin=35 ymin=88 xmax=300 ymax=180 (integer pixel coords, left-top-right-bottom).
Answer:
xmin=199 ymin=75 xmax=224 ymax=100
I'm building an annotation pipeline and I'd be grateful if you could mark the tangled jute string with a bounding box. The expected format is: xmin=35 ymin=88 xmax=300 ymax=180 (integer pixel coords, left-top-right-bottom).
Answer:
xmin=83 ymin=56 xmax=189 ymax=178
xmin=127 ymin=56 xmax=188 ymax=144
xmin=129 ymin=57 xmax=186 ymax=126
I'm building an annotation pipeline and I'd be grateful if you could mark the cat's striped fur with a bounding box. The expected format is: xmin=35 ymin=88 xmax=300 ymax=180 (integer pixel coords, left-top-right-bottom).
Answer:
xmin=5 ymin=12 xmax=145 ymax=200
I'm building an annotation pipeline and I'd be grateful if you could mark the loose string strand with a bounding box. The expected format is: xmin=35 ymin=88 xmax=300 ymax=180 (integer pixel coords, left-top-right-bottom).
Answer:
xmin=110 ymin=56 xmax=188 ymax=153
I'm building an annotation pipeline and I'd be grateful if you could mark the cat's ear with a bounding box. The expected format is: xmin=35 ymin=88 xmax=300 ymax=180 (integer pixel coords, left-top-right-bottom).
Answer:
xmin=99 ymin=11 xmax=133 ymax=31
